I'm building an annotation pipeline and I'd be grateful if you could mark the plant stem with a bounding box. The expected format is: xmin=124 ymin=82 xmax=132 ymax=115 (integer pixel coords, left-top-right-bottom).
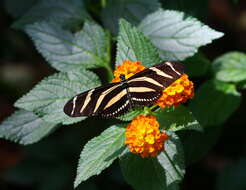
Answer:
xmin=105 ymin=64 xmax=114 ymax=81
xmin=150 ymin=105 xmax=158 ymax=111
xmin=101 ymin=0 xmax=106 ymax=7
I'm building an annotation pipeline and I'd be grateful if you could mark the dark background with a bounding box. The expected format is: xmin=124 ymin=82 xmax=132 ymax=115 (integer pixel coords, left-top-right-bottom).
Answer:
xmin=0 ymin=0 xmax=246 ymax=190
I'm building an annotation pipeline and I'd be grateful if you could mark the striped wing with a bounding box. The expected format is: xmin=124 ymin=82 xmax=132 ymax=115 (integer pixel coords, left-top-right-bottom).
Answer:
xmin=63 ymin=82 xmax=131 ymax=118
xmin=127 ymin=61 xmax=184 ymax=106
xmin=64 ymin=61 xmax=184 ymax=119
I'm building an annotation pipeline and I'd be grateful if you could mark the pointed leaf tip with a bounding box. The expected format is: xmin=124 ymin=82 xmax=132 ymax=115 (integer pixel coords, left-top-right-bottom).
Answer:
xmin=139 ymin=9 xmax=224 ymax=61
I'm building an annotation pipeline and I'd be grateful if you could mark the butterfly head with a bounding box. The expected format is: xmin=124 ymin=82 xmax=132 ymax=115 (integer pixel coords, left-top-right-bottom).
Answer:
xmin=120 ymin=74 xmax=126 ymax=81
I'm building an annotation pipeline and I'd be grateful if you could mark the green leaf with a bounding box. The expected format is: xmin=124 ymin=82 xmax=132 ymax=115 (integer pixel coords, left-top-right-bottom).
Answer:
xmin=117 ymin=108 xmax=144 ymax=121
xmin=212 ymin=52 xmax=246 ymax=83
xmin=216 ymin=159 xmax=246 ymax=190
xmin=116 ymin=19 xmax=161 ymax=67
xmin=35 ymin=101 xmax=85 ymax=125
xmin=101 ymin=0 xmax=160 ymax=35
xmin=157 ymin=133 xmax=185 ymax=186
xmin=0 ymin=110 xmax=57 ymax=145
xmin=120 ymin=133 xmax=184 ymax=190
xmin=74 ymin=125 xmax=126 ymax=187
xmin=139 ymin=10 xmax=224 ymax=61
xmin=189 ymin=80 xmax=241 ymax=127
xmin=15 ymin=69 xmax=100 ymax=125
xmin=157 ymin=106 xmax=203 ymax=132
xmin=13 ymin=0 xmax=90 ymax=29
xmin=184 ymin=52 xmax=211 ymax=78
xmin=120 ymin=154 xmax=167 ymax=190
xmin=24 ymin=21 xmax=110 ymax=72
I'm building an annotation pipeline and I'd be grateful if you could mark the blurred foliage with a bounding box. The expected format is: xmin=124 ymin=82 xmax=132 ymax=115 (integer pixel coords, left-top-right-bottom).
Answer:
xmin=161 ymin=0 xmax=208 ymax=20
xmin=216 ymin=159 xmax=246 ymax=190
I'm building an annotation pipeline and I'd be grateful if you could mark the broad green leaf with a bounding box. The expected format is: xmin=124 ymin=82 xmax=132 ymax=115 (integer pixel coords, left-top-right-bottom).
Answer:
xmin=15 ymin=69 xmax=100 ymax=125
xmin=117 ymin=108 xmax=144 ymax=121
xmin=13 ymin=0 xmax=90 ymax=29
xmin=74 ymin=125 xmax=126 ymax=187
xmin=189 ymin=80 xmax=241 ymax=127
xmin=120 ymin=154 xmax=167 ymax=190
xmin=120 ymin=133 xmax=184 ymax=190
xmin=157 ymin=106 xmax=202 ymax=132
xmin=184 ymin=52 xmax=211 ymax=78
xmin=212 ymin=52 xmax=246 ymax=82
xmin=116 ymin=19 xmax=161 ymax=67
xmin=157 ymin=133 xmax=185 ymax=186
xmin=101 ymin=0 xmax=160 ymax=35
xmin=216 ymin=159 xmax=246 ymax=190
xmin=0 ymin=110 xmax=57 ymax=145
xmin=139 ymin=10 xmax=224 ymax=61
xmin=24 ymin=21 xmax=110 ymax=72
xmin=35 ymin=101 xmax=85 ymax=125
xmin=4 ymin=0 xmax=38 ymax=18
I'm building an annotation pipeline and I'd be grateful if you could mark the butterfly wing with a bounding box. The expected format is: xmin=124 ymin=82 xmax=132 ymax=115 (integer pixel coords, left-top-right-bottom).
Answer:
xmin=64 ymin=82 xmax=131 ymax=118
xmin=127 ymin=61 xmax=184 ymax=106
xmin=64 ymin=61 xmax=185 ymax=118
xmin=127 ymin=77 xmax=163 ymax=106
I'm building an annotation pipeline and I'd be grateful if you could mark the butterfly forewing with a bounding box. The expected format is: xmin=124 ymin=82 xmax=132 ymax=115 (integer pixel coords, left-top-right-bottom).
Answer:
xmin=64 ymin=82 xmax=120 ymax=117
xmin=64 ymin=82 xmax=131 ymax=118
xmin=127 ymin=61 xmax=184 ymax=106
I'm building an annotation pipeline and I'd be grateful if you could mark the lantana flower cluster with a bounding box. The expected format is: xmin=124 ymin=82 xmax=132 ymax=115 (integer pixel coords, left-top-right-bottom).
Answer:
xmin=156 ymin=74 xmax=194 ymax=108
xmin=113 ymin=60 xmax=194 ymax=158
xmin=125 ymin=115 xmax=168 ymax=158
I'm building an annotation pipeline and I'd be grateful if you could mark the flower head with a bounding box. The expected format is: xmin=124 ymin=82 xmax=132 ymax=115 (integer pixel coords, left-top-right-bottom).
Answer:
xmin=112 ymin=60 xmax=145 ymax=82
xmin=156 ymin=74 xmax=194 ymax=108
xmin=125 ymin=115 xmax=168 ymax=158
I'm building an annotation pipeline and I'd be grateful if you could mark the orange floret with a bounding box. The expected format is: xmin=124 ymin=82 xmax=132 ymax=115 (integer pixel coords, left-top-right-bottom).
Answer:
xmin=125 ymin=115 xmax=168 ymax=158
xmin=156 ymin=74 xmax=194 ymax=108
xmin=112 ymin=60 xmax=145 ymax=82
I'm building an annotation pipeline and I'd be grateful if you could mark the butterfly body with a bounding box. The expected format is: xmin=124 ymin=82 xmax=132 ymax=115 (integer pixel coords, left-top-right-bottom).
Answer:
xmin=64 ymin=61 xmax=184 ymax=118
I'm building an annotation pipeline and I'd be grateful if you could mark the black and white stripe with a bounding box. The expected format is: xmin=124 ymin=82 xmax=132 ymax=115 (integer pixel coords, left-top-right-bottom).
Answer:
xmin=64 ymin=61 xmax=184 ymax=118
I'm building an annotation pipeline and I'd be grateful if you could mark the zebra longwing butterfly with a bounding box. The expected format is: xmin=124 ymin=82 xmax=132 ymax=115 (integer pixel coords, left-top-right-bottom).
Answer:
xmin=64 ymin=61 xmax=184 ymax=118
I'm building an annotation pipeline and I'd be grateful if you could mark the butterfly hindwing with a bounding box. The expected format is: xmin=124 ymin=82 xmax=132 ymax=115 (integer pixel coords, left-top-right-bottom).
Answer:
xmin=127 ymin=76 xmax=163 ymax=106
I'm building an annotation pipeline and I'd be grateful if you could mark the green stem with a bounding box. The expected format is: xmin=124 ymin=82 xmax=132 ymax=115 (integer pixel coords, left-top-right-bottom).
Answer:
xmin=101 ymin=0 xmax=106 ymax=7
xmin=150 ymin=105 xmax=159 ymax=111
xmin=105 ymin=64 xmax=114 ymax=81
xmin=104 ymin=30 xmax=113 ymax=82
